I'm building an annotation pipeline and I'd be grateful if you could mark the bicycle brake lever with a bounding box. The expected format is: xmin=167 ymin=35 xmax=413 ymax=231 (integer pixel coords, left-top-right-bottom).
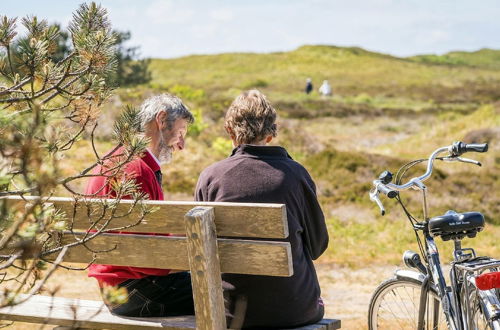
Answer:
xmin=440 ymin=156 xmax=459 ymax=162
xmin=369 ymin=190 xmax=386 ymax=216
xmin=456 ymin=156 xmax=482 ymax=167
xmin=439 ymin=156 xmax=481 ymax=166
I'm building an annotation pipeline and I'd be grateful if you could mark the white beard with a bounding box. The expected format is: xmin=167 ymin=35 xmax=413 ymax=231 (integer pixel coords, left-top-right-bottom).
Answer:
xmin=158 ymin=143 xmax=173 ymax=165
xmin=158 ymin=132 xmax=174 ymax=165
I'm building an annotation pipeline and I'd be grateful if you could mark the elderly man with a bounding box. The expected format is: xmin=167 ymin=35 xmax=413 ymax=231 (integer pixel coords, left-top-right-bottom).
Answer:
xmin=195 ymin=90 xmax=329 ymax=328
xmin=86 ymin=93 xmax=195 ymax=317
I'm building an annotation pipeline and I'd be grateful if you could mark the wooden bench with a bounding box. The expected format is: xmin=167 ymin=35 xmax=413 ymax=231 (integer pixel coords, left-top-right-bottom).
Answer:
xmin=0 ymin=196 xmax=340 ymax=330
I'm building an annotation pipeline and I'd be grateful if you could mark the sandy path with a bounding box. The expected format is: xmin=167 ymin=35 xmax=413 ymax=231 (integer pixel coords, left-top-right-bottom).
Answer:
xmin=316 ymin=264 xmax=399 ymax=330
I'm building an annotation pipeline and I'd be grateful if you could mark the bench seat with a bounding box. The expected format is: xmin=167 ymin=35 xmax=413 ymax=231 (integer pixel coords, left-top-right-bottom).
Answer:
xmin=1 ymin=197 xmax=340 ymax=329
xmin=0 ymin=295 xmax=340 ymax=330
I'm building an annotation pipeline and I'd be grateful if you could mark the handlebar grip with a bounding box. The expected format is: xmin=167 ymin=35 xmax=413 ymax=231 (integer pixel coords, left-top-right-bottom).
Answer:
xmin=452 ymin=141 xmax=488 ymax=156
xmin=378 ymin=184 xmax=398 ymax=199
xmin=465 ymin=143 xmax=488 ymax=153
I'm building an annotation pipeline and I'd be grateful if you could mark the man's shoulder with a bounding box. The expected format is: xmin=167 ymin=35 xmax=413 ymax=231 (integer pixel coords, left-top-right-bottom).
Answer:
xmin=99 ymin=148 xmax=155 ymax=178
xmin=125 ymin=156 xmax=148 ymax=170
xmin=125 ymin=156 xmax=157 ymax=180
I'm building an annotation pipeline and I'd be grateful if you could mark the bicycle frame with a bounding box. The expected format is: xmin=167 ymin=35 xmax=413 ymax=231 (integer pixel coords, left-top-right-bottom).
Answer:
xmin=422 ymin=230 xmax=461 ymax=329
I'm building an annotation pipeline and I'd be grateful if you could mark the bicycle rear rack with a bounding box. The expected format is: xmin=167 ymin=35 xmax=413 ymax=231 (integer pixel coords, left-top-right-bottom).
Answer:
xmin=454 ymin=257 xmax=500 ymax=273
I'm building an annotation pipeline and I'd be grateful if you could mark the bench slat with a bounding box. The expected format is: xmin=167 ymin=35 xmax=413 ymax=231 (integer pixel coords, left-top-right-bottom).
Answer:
xmin=4 ymin=196 xmax=288 ymax=238
xmin=0 ymin=295 xmax=196 ymax=329
xmin=45 ymin=232 xmax=293 ymax=277
xmin=284 ymin=319 xmax=341 ymax=330
xmin=0 ymin=295 xmax=340 ymax=330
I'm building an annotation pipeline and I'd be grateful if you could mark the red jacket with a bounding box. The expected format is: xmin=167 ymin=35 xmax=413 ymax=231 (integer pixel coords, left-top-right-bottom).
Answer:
xmin=86 ymin=147 xmax=170 ymax=287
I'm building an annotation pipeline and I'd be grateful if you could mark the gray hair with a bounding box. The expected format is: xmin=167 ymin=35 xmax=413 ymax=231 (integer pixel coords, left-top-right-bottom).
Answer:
xmin=138 ymin=93 xmax=194 ymax=131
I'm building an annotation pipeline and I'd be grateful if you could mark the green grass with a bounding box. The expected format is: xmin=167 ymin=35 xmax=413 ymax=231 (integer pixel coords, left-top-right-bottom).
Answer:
xmin=149 ymin=45 xmax=500 ymax=104
xmin=324 ymin=214 xmax=500 ymax=267
xmin=410 ymin=48 xmax=500 ymax=70
xmin=375 ymin=104 xmax=500 ymax=158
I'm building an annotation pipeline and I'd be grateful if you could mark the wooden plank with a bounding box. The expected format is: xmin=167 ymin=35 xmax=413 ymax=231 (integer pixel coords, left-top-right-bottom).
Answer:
xmin=0 ymin=294 xmax=341 ymax=330
xmin=282 ymin=323 xmax=326 ymax=330
xmin=3 ymin=196 xmax=288 ymax=238
xmin=322 ymin=318 xmax=341 ymax=330
xmin=281 ymin=319 xmax=341 ymax=330
xmin=0 ymin=294 xmax=196 ymax=329
xmin=184 ymin=207 xmax=226 ymax=330
xmin=218 ymin=239 xmax=293 ymax=276
xmin=42 ymin=232 xmax=293 ymax=277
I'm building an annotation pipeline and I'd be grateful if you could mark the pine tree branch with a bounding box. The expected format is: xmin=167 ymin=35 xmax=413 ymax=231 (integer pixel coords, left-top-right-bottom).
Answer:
xmin=0 ymin=77 xmax=33 ymax=96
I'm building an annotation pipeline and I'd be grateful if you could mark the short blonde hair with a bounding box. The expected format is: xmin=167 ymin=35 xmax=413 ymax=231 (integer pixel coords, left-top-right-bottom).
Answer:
xmin=224 ymin=90 xmax=277 ymax=145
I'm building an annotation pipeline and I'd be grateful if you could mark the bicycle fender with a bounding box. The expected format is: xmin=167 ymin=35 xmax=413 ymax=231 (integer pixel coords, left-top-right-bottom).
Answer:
xmin=395 ymin=269 xmax=442 ymax=298
xmin=395 ymin=269 xmax=426 ymax=283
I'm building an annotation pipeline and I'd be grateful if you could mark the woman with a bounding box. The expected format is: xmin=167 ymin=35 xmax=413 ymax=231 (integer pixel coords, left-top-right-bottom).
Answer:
xmin=195 ymin=90 xmax=329 ymax=328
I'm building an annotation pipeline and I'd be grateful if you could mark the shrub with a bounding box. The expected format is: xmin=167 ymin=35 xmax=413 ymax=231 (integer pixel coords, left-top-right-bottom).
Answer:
xmin=242 ymin=79 xmax=269 ymax=89
xmin=188 ymin=107 xmax=208 ymax=136
xmin=169 ymin=84 xmax=205 ymax=102
xmin=211 ymin=137 xmax=233 ymax=157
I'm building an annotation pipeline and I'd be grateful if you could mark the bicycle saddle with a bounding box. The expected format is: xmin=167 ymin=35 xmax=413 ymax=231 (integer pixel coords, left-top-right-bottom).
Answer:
xmin=429 ymin=211 xmax=485 ymax=241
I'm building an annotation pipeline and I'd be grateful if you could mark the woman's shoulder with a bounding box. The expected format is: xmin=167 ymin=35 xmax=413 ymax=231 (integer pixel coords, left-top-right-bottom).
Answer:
xmin=199 ymin=157 xmax=233 ymax=180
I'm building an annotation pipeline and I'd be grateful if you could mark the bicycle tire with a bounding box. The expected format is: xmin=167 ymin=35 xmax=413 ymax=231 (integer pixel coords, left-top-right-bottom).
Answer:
xmin=368 ymin=277 xmax=448 ymax=330
xmin=467 ymin=289 xmax=500 ymax=330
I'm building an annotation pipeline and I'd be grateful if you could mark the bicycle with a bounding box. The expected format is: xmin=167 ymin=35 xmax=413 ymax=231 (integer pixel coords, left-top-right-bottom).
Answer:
xmin=367 ymin=141 xmax=500 ymax=329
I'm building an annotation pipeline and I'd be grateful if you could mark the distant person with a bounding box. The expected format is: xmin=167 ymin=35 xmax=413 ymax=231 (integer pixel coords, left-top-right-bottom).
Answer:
xmin=195 ymin=90 xmax=329 ymax=328
xmin=305 ymin=78 xmax=313 ymax=94
xmin=319 ymin=80 xmax=332 ymax=97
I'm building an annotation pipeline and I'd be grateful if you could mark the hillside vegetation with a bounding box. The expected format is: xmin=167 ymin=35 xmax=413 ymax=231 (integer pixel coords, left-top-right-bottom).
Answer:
xmin=410 ymin=48 xmax=500 ymax=70
xmin=64 ymin=45 xmax=500 ymax=267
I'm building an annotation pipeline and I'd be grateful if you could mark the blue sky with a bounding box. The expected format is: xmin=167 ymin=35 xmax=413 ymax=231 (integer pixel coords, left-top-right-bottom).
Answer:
xmin=2 ymin=0 xmax=499 ymax=59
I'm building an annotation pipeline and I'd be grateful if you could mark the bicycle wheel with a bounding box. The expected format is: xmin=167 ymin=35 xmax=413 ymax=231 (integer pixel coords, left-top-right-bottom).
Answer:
xmin=467 ymin=289 xmax=500 ymax=330
xmin=368 ymin=277 xmax=448 ymax=330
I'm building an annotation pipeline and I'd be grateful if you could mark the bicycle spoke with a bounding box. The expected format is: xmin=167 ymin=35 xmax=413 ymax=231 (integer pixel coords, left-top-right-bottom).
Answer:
xmin=369 ymin=278 xmax=447 ymax=330
xmin=380 ymin=285 xmax=418 ymax=328
xmin=402 ymin=285 xmax=418 ymax=325
xmin=379 ymin=294 xmax=409 ymax=329
xmin=394 ymin=287 xmax=415 ymax=321
xmin=379 ymin=292 xmax=409 ymax=329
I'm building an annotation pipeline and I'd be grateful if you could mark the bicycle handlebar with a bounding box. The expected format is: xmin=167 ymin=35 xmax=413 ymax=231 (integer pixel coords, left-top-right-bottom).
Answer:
xmin=451 ymin=141 xmax=488 ymax=156
xmin=370 ymin=141 xmax=488 ymax=215
xmin=377 ymin=183 xmax=398 ymax=199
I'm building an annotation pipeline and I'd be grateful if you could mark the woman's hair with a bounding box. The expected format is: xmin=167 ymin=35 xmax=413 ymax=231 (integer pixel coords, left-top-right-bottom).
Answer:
xmin=224 ymin=90 xmax=277 ymax=145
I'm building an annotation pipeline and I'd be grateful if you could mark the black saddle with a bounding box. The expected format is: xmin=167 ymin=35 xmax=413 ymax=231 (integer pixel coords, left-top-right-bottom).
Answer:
xmin=429 ymin=211 xmax=485 ymax=241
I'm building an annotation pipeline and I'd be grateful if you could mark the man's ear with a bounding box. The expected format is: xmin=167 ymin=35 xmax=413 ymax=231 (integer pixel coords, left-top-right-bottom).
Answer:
xmin=156 ymin=111 xmax=167 ymax=129
xmin=265 ymin=135 xmax=273 ymax=143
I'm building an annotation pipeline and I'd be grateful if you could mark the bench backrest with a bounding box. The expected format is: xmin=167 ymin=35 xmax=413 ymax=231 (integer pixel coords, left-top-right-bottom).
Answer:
xmin=3 ymin=196 xmax=292 ymax=330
